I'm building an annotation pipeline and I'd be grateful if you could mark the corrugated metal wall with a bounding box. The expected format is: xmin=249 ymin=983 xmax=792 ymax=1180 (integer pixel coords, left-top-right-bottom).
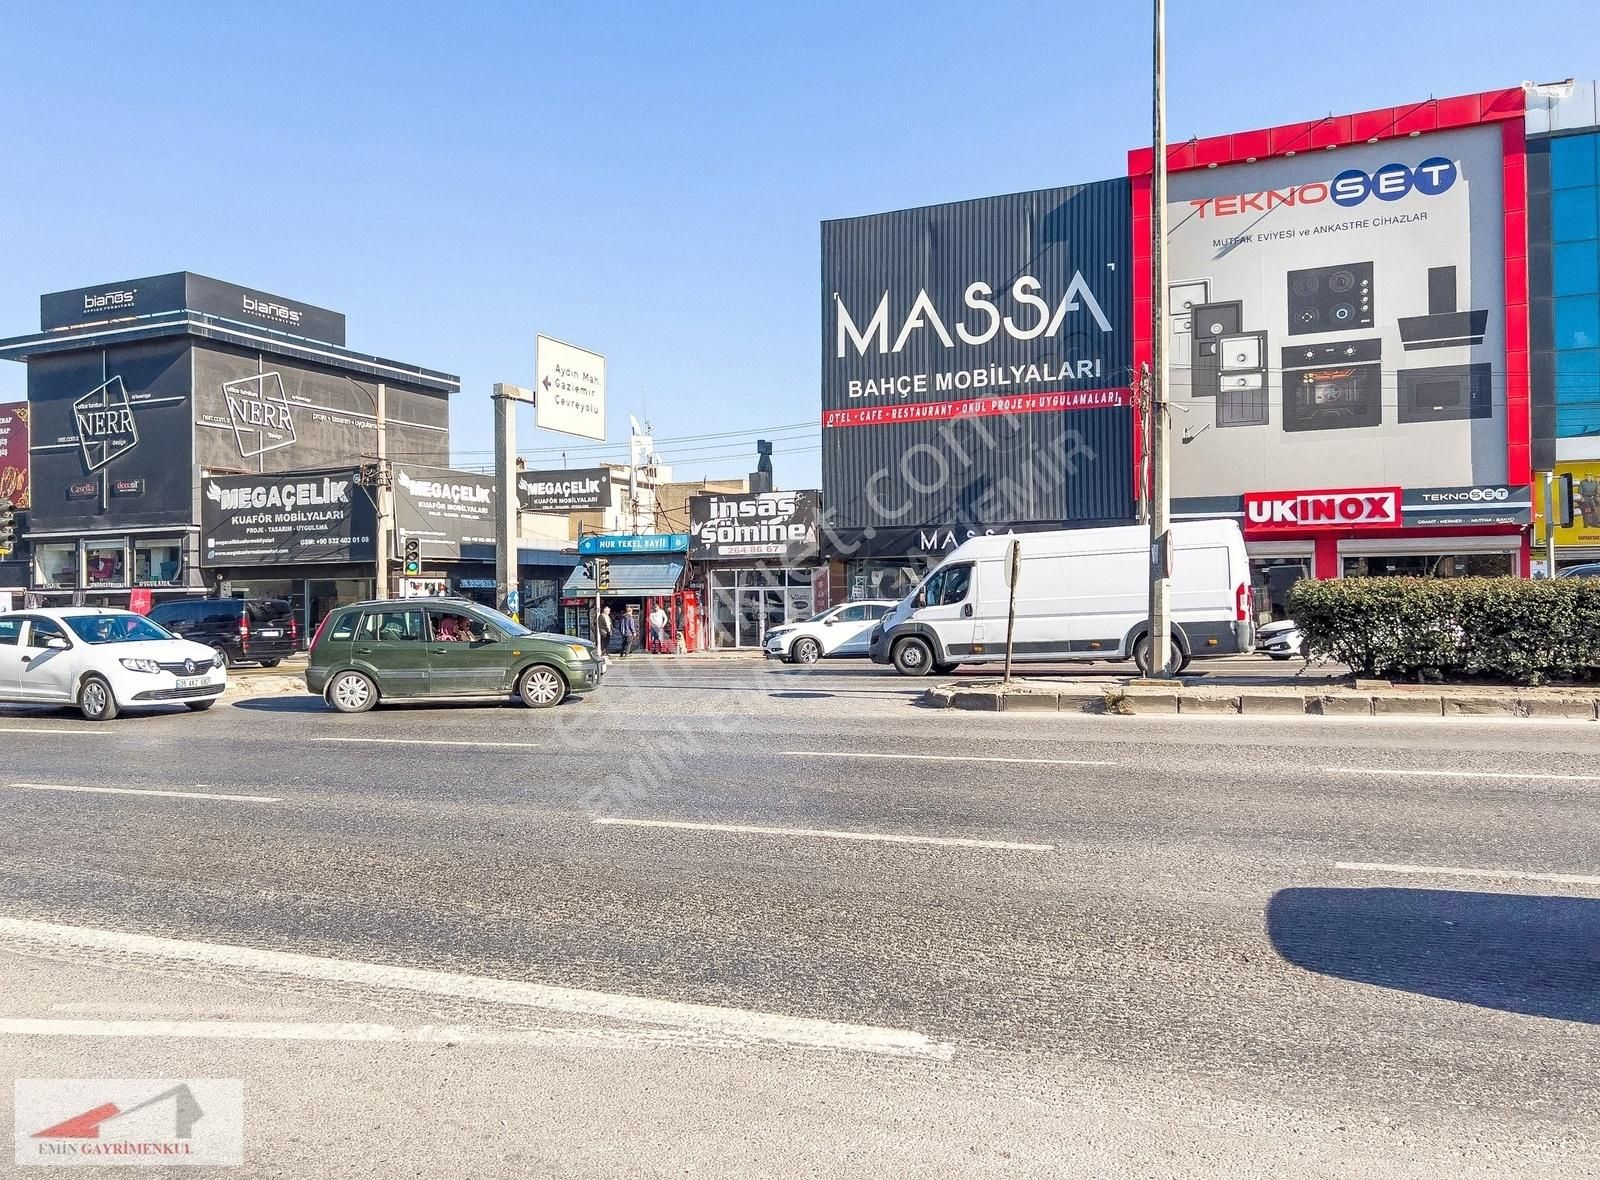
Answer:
xmin=821 ymin=179 xmax=1135 ymax=550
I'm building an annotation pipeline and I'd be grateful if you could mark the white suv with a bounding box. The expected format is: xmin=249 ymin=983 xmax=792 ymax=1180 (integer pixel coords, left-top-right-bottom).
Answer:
xmin=0 ymin=608 xmax=227 ymax=720
xmin=764 ymin=600 xmax=898 ymax=665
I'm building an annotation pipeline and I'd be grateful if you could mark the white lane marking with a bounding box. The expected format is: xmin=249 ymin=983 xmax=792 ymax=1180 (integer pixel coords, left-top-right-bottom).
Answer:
xmin=306 ymin=736 xmax=549 ymax=750
xmin=1336 ymin=861 xmax=1600 ymax=887
xmin=0 ymin=1018 xmax=727 ymax=1050
xmin=0 ymin=726 xmax=116 ymax=736
xmin=9 ymin=783 xmax=281 ymax=804
xmin=780 ymin=750 xmax=1113 ymax=768
xmin=593 ymin=816 xmax=1054 ymax=852
xmin=1325 ymin=766 xmax=1600 ymax=783
xmin=0 ymin=917 xmax=950 ymax=1059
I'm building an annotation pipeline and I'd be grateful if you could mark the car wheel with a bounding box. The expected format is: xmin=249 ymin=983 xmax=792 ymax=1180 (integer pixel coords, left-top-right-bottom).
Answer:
xmin=892 ymin=637 xmax=934 ymax=677
xmin=327 ymin=670 xmax=378 ymax=714
xmin=78 ymin=675 xmax=119 ymax=722
xmin=518 ymin=665 xmax=568 ymax=709
xmin=1177 ymin=652 xmax=1192 ymax=673
xmin=258 ymin=659 xmax=282 ymax=669
xmin=212 ymin=644 xmax=233 ymax=670
xmin=186 ymin=699 xmax=217 ymax=711
xmin=1132 ymin=634 xmax=1181 ymax=678
xmin=792 ymin=637 xmax=821 ymax=665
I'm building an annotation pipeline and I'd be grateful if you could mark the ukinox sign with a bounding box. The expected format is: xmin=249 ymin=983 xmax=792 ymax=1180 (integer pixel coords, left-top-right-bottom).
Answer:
xmin=393 ymin=466 xmax=496 ymax=559
xmin=690 ymin=490 xmax=820 ymax=561
xmin=1244 ymin=486 xmax=1402 ymax=532
xmin=1156 ymin=117 xmax=1513 ymax=500
xmin=516 ymin=467 xmax=612 ymax=513
xmin=200 ymin=468 xmax=374 ymax=566
xmin=821 ymin=181 xmax=1135 ymax=548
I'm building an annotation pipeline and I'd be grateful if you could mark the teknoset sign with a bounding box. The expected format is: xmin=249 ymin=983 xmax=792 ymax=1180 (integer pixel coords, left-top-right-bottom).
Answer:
xmin=1243 ymin=486 xmax=1402 ymax=532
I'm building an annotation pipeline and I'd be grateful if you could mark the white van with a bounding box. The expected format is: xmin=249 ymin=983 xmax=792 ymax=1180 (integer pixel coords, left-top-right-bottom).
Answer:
xmin=868 ymin=521 xmax=1254 ymax=677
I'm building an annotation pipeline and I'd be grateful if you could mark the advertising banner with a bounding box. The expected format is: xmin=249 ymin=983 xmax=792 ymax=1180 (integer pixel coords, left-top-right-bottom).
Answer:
xmin=40 ymin=272 xmax=346 ymax=346
xmin=1535 ymin=462 xmax=1600 ymax=547
xmin=689 ymin=490 xmax=820 ymax=561
xmin=24 ymin=342 xmax=195 ymax=532
xmin=516 ymin=466 xmax=613 ymax=513
xmin=535 ymin=335 xmax=606 ymax=441
xmin=392 ymin=466 xmax=497 ymax=560
xmin=820 ymin=180 xmax=1135 ymax=547
xmin=200 ymin=468 xmax=374 ymax=566
xmin=0 ymin=401 xmax=29 ymax=508
xmin=1165 ymin=124 xmax=1508 ymax=498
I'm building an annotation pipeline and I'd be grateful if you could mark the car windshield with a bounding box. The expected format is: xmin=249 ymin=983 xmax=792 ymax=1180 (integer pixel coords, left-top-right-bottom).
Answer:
xmin=63 ymin=614 xmax=174 ymax=645
xmin=466 ymin=604 xmax=531 ymax=637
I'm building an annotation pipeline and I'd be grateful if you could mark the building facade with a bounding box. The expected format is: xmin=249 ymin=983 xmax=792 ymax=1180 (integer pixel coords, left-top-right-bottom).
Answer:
xmin=0 ymin=272 xmax=460 ymax=633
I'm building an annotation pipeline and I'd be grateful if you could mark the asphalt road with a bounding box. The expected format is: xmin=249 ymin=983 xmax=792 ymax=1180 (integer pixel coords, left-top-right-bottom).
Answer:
xmin=2 ymin=657 xmax=1597 ymax=1177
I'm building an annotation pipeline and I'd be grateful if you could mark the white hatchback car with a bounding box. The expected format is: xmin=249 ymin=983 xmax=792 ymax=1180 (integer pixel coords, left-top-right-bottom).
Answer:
xmin=764 ymin=600 xmax=899 ymax=665
xmin=0 ymin=608 xmax=227 ymax=720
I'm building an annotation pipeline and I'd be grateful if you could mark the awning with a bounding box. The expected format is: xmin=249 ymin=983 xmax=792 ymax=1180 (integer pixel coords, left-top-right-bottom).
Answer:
xmin=563 ymin=556 xmax=685 ymax=597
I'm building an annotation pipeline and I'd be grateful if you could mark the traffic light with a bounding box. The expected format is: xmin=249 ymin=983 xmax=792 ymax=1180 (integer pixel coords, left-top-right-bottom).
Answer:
xmin=0 ymin=498 xmax=13 ymax=556
xmin=595 ymin=557 xmax=611 ymax=591
xmin=1556 ymin=473 xmax=1576 ymax=530
xmin=403 ymin=536 xmax=421 ymax=577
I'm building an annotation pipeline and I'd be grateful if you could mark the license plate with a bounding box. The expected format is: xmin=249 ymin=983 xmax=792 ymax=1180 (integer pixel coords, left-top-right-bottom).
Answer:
xmin=258 ymin=629 xmax=282 ymax=638
xmin=176 ymin=676 xmax=207 ymax=690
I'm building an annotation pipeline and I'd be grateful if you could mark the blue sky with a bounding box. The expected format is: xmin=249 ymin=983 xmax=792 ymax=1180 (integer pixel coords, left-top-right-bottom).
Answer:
xmin=3 ymin=2 xmax=1595 ymax=488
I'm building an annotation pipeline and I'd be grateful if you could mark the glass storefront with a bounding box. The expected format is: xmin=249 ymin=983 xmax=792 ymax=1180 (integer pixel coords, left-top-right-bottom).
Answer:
xmin=843 ymin=557 xmax=934 ymax=603
xmin=1249 ymin=556 xmax=1311 ymax=623
xmin=84 ymin=541 xmax=127 ymax=588
xmin=33 ymin=543 xmax=75 ymax=589
xmin=134 ymin=539 xmax=184 ymax=586
xmin=1341 ymin=552 xmax=1517 ymax=578
xmin=709 ymin=567 xmax=816 ymax=649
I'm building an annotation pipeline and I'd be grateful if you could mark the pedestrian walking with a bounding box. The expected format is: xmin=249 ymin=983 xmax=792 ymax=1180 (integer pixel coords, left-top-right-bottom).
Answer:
xmin=618 ymin=606 xmax=639 ymax=657
xmin=596 ymin=605 xmax=613 ymax=659
xmin=648 ymin=604 xmax=668 ymax=653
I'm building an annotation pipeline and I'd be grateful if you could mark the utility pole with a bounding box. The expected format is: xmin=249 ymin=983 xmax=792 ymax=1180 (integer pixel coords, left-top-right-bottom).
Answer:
xmin=1145 ymin=0 xmax=1174 ymax=679
xmin=492 ymin=383 xmax=531 ymax=620
xmin=375 ymin=382 xmax=389 ymax=599
xmin=1544 ymin=470 xmax=1559 ymax=577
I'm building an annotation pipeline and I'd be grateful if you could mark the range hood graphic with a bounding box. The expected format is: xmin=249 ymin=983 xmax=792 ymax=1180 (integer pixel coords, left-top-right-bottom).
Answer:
xmin=1398 ymin=265 xmax=1488 ymax=350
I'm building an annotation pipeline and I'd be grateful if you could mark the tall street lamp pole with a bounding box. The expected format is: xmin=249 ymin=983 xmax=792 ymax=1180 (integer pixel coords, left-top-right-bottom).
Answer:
xmin=1146 ymin=0 xmax=1174 ymax=679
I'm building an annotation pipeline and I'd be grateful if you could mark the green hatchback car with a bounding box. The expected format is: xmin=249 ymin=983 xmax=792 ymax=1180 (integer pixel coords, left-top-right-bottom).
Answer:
xmin=307 ymin=599 xmax=603 ymax=713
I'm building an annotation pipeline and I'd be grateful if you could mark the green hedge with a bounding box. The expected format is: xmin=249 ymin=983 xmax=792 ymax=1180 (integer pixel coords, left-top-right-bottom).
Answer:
xmin=1285 ymin=576 xmax=1600 ymax=683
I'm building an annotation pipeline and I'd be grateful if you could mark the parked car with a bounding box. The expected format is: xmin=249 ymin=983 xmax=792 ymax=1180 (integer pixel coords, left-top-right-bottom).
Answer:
xmin=764 ymin=600 xmax=898 ymax=664
xmin=1258 ymin=618 xmax=1308 ymax=660
xmin=0 ymin=608 xmax=226 ymax=720
xmin=306 ymin=598 xmax=603 ymax=713
xmin=1558 ymin=562 xmax=1600 ymax=579
xmin=146 ymin=597 xmax=297 ymax=668
xmin=869 ymin=521 xmax=1255 ymax=677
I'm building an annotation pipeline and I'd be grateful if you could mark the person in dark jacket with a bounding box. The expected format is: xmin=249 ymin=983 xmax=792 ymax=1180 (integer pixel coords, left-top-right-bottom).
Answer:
xmin=596 ymin=605 xmax=613 ymax=659
xmin=618 ymin=606 xmax=640 ymax=657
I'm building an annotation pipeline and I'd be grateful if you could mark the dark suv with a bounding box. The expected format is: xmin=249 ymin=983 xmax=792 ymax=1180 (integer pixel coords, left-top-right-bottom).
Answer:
xmin=146 ymin=597 xmax=297 ymax=668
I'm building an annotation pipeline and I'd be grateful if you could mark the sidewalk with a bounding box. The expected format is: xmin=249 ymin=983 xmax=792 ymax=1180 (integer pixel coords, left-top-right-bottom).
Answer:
xmin=922 ymin=676 xmax=1600 ymax=719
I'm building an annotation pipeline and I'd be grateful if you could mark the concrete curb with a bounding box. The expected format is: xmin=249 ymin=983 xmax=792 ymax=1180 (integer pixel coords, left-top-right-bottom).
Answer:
xmin=920 ymin=680 xmax=1600 ymax=720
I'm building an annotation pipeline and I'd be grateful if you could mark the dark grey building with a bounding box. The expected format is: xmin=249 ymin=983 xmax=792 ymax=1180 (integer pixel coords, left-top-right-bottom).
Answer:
xmin=0 ymin=272 xmax=459 ymax=630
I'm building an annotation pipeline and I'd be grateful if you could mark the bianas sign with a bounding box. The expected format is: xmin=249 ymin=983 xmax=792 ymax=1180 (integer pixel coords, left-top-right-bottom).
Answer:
xmin=1243 ymin=486 xmax=1402 ymax=532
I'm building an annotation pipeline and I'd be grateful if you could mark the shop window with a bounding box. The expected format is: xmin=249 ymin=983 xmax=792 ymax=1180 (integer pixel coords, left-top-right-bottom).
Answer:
xmin=1553 ymin=241 xmax=1600 ymax=298
xmin=33 ymin=543 xmax=76 ymax=589
xmin=134 ymin=540 xmax=183 ymax=586
xmin=1554 ymin=295 xmax=1600 ymax=351
xmin=1342 ymin=553 xmax=1516 ymax=578
xmin=1249 ymin=558 xmax=1311 ymax=623
xmin=1550 ymin=133 xmax=1600 ymax=190
xmin=84 ymin=543 xmax=127 ymax=588
xmin=1552 ymin=187 xmax=1600 ymax=244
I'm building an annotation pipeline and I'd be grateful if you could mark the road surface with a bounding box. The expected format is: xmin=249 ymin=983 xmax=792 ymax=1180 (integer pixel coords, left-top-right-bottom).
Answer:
xmin=1 ymin=657 xmax=1595 ymax=1176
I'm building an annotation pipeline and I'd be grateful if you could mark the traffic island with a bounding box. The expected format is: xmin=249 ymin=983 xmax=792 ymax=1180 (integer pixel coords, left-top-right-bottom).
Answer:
xmin=920 ymin=677 xmax=1600 ymax=720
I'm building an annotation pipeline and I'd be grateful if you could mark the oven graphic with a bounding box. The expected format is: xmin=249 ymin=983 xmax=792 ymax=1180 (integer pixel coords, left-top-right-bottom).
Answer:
xmin=1286 ymin=262 xmax=1374 ymax=336
xmin=1281 ymin=339 xmax=1383 ymax=432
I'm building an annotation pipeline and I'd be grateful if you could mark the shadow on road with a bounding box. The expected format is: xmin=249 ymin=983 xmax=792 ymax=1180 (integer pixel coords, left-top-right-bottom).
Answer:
xmin=1267 ymin=886 xmax=1600 ymax=1024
